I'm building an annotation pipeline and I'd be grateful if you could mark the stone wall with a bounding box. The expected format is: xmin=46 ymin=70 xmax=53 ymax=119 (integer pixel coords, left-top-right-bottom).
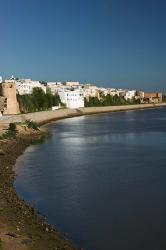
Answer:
xmin=0 ymin=82 xmax=20 ymax=115
xmin=0 ymin=96 xmax=7 ymax=113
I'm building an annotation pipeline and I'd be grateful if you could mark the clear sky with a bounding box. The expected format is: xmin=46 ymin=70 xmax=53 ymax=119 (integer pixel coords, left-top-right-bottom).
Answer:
xmin=0 ymin=0 xmax=166 ymax=92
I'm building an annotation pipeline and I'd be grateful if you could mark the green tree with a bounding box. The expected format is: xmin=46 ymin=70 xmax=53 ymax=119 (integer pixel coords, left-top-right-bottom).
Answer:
xmin=17 ymin=87 xmax=61 ymax=113
xmin=85 ymin=94 xmax=139 ymax=107
xmin=32 ymin=87 xmax=46 ymax=111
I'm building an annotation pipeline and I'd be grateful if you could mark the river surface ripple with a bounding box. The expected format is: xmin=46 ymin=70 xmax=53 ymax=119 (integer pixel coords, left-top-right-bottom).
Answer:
xmin=15 ymin=108 xmax=166 ymax=250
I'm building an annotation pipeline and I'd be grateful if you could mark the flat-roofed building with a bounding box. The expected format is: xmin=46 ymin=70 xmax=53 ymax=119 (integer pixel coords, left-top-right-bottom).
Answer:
xmin=84 ymin=84 xmax=100 ymax=100
xmin=124 ymin=90 xmax=136 ymax=100
xmin=64 ymin=81 xmax=80 ymax=87
xmin=15 ymin=79 xmax=46 ymax=95
xmin=143 ymin=92 xmax=162 ymax=103
xmin=58 ymin=86 xmax=84 ymax=108
xmin=47 ymin=82 xmax=62 ymax=95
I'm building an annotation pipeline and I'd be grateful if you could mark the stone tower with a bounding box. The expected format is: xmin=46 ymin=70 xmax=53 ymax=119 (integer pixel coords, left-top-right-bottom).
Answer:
xmin=0 ymin=82 xmax=20 ymax=115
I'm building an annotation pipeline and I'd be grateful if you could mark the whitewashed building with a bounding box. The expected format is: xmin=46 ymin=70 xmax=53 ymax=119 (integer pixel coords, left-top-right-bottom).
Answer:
xmin=47 ymin=82 xmax=62 ymax=95
xmin=99 ymin=87 xmax=109 ymax=96
xmin=84 ymin=84 xmax=100 ymax=100
xmin=124 ymin=90 xmax=136 ymax=100
xmin=107 ymin=88 xmax=118 ymax=96
xmin=64 ymin=81 xmax=80 ymax=87
xmin=15 ymin=79 xmax=46 ymax=95
xmin=58 ymin=86 xmax=84 ymax=108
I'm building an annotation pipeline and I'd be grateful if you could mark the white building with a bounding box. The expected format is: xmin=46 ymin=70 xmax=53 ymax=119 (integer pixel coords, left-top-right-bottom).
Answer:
xmin=84 ymin=84 xmax=100 ymax=99
xmin=15 ymin=79 xmax=46 ymax=95
xmin=47 ymin=82 xmax=62 ymax=95
xmin=0 ymin=76 xmax=2 ymax=83
xmin=64 ymin=81 xmax=80 ymax=87
xmin=99 ymin=87 xmax=109 ymax=96
xmin=107 ymin=88 xmax=118 ymax=96
xmin=124 ymin=90 xmax=136 ymax=100
xmin=58 ymin=86 xmax=84 ymax=108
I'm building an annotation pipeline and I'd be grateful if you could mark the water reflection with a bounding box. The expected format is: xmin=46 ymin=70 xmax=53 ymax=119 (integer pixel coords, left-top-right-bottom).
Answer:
xmin=15 ymin=108 xmax=166 ymax=250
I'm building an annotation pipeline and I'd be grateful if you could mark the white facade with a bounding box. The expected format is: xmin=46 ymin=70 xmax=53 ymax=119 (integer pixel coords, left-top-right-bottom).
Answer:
xmin=58 ymin=86 xmax=84 ymax=108
xmin=47 ymin=82 xmax=62 ymax=95
xmin=99 ymin=88 xmax=109 ymax=96
xmin=64 ymin=81 xmax=80 ymax=87
xmin=107 ymin=88 xmax=118 ymax=96
xmin=124 ymin=90 xmax=136 ymax=100
xmin=0 ymin=76 xmax=2 ymax=83
xmin=84 ymin=85 xmax=99 ymax=99
xmin=15 ymin=79 xmax=46 ymax=95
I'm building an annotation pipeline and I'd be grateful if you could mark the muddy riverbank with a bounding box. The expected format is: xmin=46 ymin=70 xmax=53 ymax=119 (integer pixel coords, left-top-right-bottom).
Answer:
xmin=0 ymin=128 xmax=78 ymax=250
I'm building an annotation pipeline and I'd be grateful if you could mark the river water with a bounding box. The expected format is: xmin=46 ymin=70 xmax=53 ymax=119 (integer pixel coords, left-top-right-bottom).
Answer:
xmin=15 ymin=108 xmax=166 ymax=250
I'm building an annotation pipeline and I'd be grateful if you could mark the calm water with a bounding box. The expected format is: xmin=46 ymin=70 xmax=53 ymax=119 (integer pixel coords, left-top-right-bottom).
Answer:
xmin=15 ymin=108 xmax=166 ymax=250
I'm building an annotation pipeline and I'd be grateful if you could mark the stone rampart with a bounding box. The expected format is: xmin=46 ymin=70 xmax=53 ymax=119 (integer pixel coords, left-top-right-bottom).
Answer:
xmin=0 ymin=82 xmax=20 ymax=114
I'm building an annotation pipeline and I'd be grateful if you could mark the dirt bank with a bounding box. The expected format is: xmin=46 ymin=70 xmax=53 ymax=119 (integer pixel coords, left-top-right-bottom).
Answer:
xmin=0 ymin=129 xmax=78 ymax=250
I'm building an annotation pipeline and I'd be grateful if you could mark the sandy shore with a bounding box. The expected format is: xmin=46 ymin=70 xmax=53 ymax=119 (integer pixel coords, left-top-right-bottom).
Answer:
xmin=0 ymin=103 xmax=166 ymax=129
xmin=0 ymin=128 xmax=78 ymax=250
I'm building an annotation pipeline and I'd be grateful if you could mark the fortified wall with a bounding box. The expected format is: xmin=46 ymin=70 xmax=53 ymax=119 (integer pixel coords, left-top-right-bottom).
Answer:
xmin=0 ymin=82 xmax=20 ymax=115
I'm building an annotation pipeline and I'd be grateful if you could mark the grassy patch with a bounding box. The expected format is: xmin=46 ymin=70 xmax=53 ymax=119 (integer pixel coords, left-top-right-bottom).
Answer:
xmin=25 ymin=120 xmax=39 ymax=130
xmin=0 ymin=123 xmax=17 ymax=140
xmin=0 ymin=120 xmax=39 ymax=140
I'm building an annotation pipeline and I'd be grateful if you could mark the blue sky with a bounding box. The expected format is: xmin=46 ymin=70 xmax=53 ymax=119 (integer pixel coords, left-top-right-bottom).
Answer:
xmin=0 ymin=0 xmax=166 ymax=92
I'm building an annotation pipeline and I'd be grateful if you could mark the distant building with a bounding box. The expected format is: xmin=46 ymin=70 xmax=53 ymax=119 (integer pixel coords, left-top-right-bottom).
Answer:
xmin=0 ymin=76 xmax=2 ymax=83
xmin=58 ymin=86 xmax=84 ymax=108
xmin=136 ymin=91 xmax=144 ymax=99
xmin=47 ymin=82 xmax=62 ymax=95
xmin=116 ymin=89 xmax=127 ymax=97
xmin=15 ymin=79 xmax=46 ymax=95
xmin=64 ymin=81 xmax=80 ymax=87
xmin=143 ymin=92 xmax=162 ymax=103
xmin=107 ymin=88 xmax=119 ymax=97
xmin=84 ymin=84 xmax=100 ymax=100
xmin=124 ymin=90 xmax=136 ymax=100
xmin=99 ymin=88 xmax=109 ymax=96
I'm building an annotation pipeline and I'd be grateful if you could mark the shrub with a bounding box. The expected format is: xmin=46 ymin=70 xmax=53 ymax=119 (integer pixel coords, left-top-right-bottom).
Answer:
xmin=0 ymin=123 xmax=17 ymax=140
xmin=25 ymin=120 xmax=38 ymax=130
xmin=8 ymin=123 xmax=16 ymax=132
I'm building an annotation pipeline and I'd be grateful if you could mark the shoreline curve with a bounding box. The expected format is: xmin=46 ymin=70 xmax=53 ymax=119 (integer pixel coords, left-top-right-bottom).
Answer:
xmin=1 ymin=103 xmax=166 ymax=127
xmin=0 ymin=103 xmax=166 ymax=249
